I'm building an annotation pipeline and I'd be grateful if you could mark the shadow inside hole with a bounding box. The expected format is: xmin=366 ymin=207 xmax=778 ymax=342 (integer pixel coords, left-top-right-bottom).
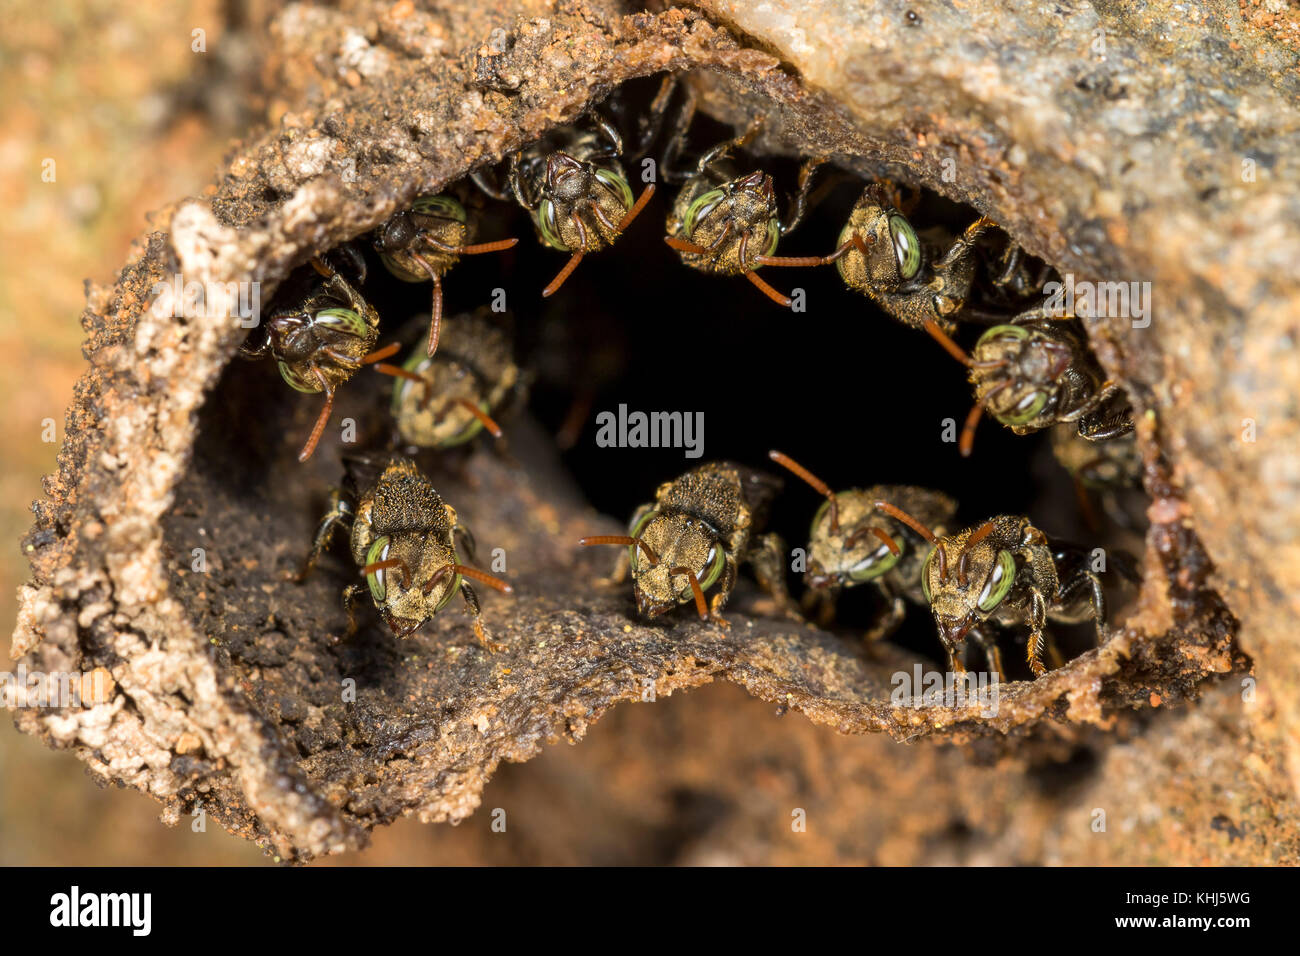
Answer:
xmin=176 ymin=79 xmax=1148 ymax=685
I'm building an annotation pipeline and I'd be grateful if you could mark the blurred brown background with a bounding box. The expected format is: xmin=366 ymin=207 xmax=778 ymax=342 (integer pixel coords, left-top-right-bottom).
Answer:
xmin=0 ymin=0 xmax=261 ymax=864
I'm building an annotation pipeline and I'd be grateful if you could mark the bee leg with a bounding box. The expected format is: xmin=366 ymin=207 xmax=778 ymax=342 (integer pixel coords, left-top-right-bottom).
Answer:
xmin=934 ymin=215 xmax=994 ymax=275
xmin=595 ymin=549 xmax=632 ymax=588
xmin=706 ymin=559 xmax=737 ymax=630
xmin=451 ymin=520 xmax=478 ymax=564
xmin=660 ymin=82 xmax=700 ymax=183
xmin=1026 ymin=588 xmax=1050 ymax=677
xmin=293 ymin=490 xmax=353 ymax=581
xmin=969 ymin=627 xmax=1006 ymax=681
xmin=800 ymin=586 xmax=839 ymax=629
xmin=589 ymin=111 xmax=624 ymax=160
xmin=1076 ymin=389 xmax=1135 ymax=441
xmin=632 ymin=73 xmax=678 ymax=160
xmin=780 ymin=157 xmax=826 ymax=236
xmin=695 ymin=117 xmax=761 ymax=178
xmin=748 ymin=533 xmax=803 ymax=622
xmin=989 ymin=239 xmax=1040 ymax=300
xmin=460 ymin=580 xmax=506 ymax=653
xmin=1046 ymin=635 xmax=1066 ymax=670
xmin=507 ymin=154 xmax=538 ymax=211
xmin=469 ymin=161 xmax=506 ymax=199
xmin=944 ymin=641 xmax=968 ymax=677
xmin=342 ymin=583 xmax=366 ymax=639
xmin=863 ymin=591 xmax=906 ymax=644
xmin=993 ymin=240 xmax=1022 ymax=286
xmin=1057 ymin=564 xmax=1109 ymax=645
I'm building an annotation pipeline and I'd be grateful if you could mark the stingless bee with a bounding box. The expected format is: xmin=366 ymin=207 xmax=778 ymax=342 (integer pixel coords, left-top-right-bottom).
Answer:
xmin=767 ymin=451 xmax=957 ymax=640
xmin=240 ymin=251 xmax=397 ymax=462
xmin=296 ymin=456 xmax=512 ymax=649
xmin=482 ymin=114 xmax=655 ymax=297
xmin=372 ymin=192 xmax=518 ymax=357
xmin=370 ymin=309 xmax=519 ymax=450
xmin=923 ymin=313 xmax=1135 ymax=456
xmin=663 ymin=125 xmax=837 ymax=307
xmin=874 ymin=501 xmax=1114 ymax=679
xmin=1051 ymin=425 xmax=1145 ymax=530
xmin=830 ymin=183 xmax=994 ymax=336
xmin=578 ymin=461 xmax=793 ymax=626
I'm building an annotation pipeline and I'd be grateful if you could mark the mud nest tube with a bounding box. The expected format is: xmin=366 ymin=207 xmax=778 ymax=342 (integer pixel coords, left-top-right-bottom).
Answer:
xmin=12 ymin=0 xmax=1300 ymax=861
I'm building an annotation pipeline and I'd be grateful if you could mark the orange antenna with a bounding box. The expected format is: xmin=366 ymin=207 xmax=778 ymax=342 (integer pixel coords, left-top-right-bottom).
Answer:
xmin=418 ymin=239 xmax=518 ymax=356
xmin=769 ymin=450 xmax=840 ymax=531
xmin=298 ymin=389 xmax=335 ymax=462
xmin=923 ymin=318 xmax=972 ymax=366
xmin=423 ymin=563 xmax=513 ymax=595
xmin=753 ymin=238 xmax=851 ymax=267
xmin=373 ymin=361 xmax=437 ymax=410
xmin=540 ymin=185 xmax=653 ymax=299
xmin=876 ymin=499 xmax=949 ymax=584
xmin=580 ymin=535 xmax=660 ymax=567
xmin=960 ymin=381 xmax=1008 ymax=458
xmin=453 ymin=564 xmax=513 ymax=593
xmin=744 ymin=270 xmax=792 ymax=307
xmin=669 ymin=566 xmax=709 ymax=620
xmin=616 ymin=183 xmax=656 ymax=233
xmin=736 ymin=231 xmax=792 ymax=306
xmin=458 ymin=238 xmax=519 ymax=256
xmin=873 ymin=500 xmax=937 ymax=543
xmin=665 ymin=236 xmax=709 ymax=255
xmin=361 ymin=342 xmax=401 ymax=365
xmin=408 ymin=252 xmax=445 ymax=357
xmin=451 ymin=398 xmax=503 ymax=439
xmin=934 ymin=542 xmax=949 ymax=583
xmin=422 ymin=564 xmax=453 ymax=594
xmin=845 ymin=525 xmax=901 ymax=556
xmin=957 ymin=520 xmax=996 ymax=587
xmin=362 ymin=556 xmax=412 ymax=589
xmin=542 ymin=250 xmax=585 ymax=298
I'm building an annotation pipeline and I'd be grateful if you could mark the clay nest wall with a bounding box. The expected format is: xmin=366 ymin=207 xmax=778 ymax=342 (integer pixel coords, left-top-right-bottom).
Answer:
xmin=8 ymin=0 xmax=1299 ymax=862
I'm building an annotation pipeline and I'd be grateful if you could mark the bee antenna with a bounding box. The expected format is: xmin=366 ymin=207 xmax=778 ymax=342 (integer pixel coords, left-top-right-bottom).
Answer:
xmin=542 ymin=250 xmax=585 ymax=298
xmin=422 ymin=564 xmax=452 ymax=594
xmin=844 ymin=525 xmax=900 ymax=556
xmin=665 ymin=236 xmax=709 ymax=255
xmin=960 ymin=381 xmax=1009 ymax=458
xmin=453 ymin=564 xmax=513 ymax=594
xmin=579 ymin=535 xmax=660 ymax=567
xmin=768 ymin=450 xmax=840 ymax=531
xmin=615 ymin=184 xmax=656 ymax=233
xmin=363 ymin=556 xmax=411 ymax=589
xmin=298 ymin=377 xmax=335 ymax=463
xmin=957 ymin=521 xmax=998 ymax=588
xmin=669 ymin=566 xmax=709 ymax=621
xmin=923 ymin=318 xmax=972 ymax=366
xmin=450 ymin=398 xmax=503 ymax=439
xmin=873 ymin=500 xmax=937 ymax=544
